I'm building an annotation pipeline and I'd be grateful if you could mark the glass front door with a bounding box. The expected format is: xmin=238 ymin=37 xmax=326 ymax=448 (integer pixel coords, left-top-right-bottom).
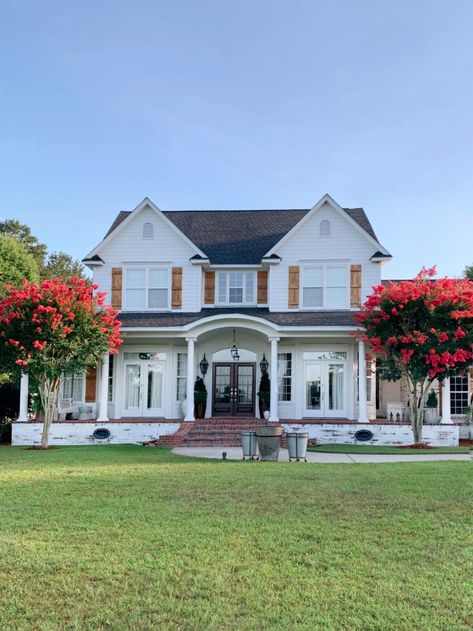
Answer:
xmin=303 ymin=357 xmax=347 ymax=418
xmin=123 ymin=361 xmax=164 ymax=417
xmin=212 ymin=363 xmax=255 ymax=416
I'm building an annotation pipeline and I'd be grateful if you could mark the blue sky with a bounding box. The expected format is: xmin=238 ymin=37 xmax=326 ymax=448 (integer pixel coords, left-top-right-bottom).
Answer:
xmin=1 ymin=0 xmax=472 ymax=279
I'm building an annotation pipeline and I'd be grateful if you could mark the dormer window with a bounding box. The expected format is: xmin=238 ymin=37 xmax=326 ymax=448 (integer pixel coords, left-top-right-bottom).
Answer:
xmin=217 ymin=271 xmax=255 ymax=305
xmin=320 ymin=220 xmax=331 ymax=237
xmin=143 ymin=222 xmax=154 ymax=239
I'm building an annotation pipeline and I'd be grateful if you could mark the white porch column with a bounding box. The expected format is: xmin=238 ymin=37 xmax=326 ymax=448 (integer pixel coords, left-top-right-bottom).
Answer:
xmin=184 ymin=336 xmax=197 ymax=421
xmin=269 ymin=336 xmax=280 ymax=422
xmin=357 ymin=339 xmax=368 ymax=423
xmin=441 ymin=378 xmax=452 ymax=424
xmin=17 ymin=372 xmax=29 ymax=422
xmin=96 ymin=354 xmax=110 ymax=422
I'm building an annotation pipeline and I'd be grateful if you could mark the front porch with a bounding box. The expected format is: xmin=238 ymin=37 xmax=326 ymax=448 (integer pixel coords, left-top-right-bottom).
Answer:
xmin=12 ymin=415 xmax=460 ymax=447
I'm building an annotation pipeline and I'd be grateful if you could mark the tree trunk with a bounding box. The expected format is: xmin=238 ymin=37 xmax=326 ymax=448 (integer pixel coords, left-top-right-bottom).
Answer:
xmin=38 ymin=377 xmax=60 ymax=449
xmin=408 ymin=378 xmax=428 ymax=445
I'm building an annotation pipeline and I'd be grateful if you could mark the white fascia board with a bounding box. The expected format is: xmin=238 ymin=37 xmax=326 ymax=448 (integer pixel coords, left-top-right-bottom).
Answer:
xmin=209 ymin=264 xmax=262 ymax=269
xmin=83 ymin=197 xmax=207 ymax=260
xmin=120 ymin=325 xmax=358 ymax=334
xmin=264 ymin=193 xmax=390 ymax=257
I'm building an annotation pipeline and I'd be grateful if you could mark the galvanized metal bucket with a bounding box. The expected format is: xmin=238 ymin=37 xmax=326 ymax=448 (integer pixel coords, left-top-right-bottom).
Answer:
xmin=286 ymin=432 xmax=309 ymax=462
xmin=241 ymin=431 xmax=258 ymax=460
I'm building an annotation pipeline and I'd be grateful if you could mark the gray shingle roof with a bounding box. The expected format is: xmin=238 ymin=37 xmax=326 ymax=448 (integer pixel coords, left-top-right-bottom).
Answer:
xmin=104 ymin=207 xmax=384 ymax=264
xmin=118 ymin=308 xmax=358 ymax=328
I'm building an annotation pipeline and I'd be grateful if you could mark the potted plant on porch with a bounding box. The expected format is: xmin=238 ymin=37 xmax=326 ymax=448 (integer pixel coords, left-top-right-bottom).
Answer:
xmin=194 ymin=376 xmax=207 ymax=419
xmin=257 ymin=372 xmax=270 ymax=419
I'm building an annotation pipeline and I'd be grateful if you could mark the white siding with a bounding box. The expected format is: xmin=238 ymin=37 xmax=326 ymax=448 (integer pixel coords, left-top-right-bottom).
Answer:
xmin=93 ymin=205 xmax=202 ymax=311
xmin=268 ymin=201 xmax=382 ymax=311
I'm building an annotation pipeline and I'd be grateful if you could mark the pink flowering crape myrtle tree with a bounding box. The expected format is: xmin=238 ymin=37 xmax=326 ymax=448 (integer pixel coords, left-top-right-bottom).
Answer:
xmin=0 ymin=278 xmax=122 ymax=448
xmin=355 ymin=267 xmax=473 ymax=444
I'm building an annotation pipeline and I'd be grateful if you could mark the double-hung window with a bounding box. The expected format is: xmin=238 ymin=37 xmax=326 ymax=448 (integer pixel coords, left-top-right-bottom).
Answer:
xmin=176 ymin=352 xmax=187 ymax=401
xmin=450 ymin=375 xmax=469 ymax=415
xmin=217 ymin=272 xmax=255 ymax=305
xmin=62 ymin=373 xmax=84 ymax=403
xmin=302 ymin=265 xmax=348 ymax=309
xmin=278 ymin=353 xmax=292 ymax=402
xmin=125 ymin=267 xmax=169 ymax=310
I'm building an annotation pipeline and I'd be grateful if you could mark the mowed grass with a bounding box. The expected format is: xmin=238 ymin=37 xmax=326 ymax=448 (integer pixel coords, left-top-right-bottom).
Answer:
xmin=0 ymin=446 xmax=472 ymax=630
xmin=309 ymin=443 xmax=470 ymax=454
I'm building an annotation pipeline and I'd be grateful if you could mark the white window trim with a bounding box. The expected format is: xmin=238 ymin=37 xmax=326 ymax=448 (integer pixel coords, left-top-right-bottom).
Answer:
xmin=62 ymin=372 xmax=86 ymax=404
xmin=176 ymin=351 xmax=188 ymax=402
xmin=123 ymin=266 xmax=171 ymax=311
xmin=277 ymin=351 xmax=293 ymax=403
xmin=300 ymin=264 xmax=349 ymax=310
xmin=216 ymin=271 xmax=257 ymax=306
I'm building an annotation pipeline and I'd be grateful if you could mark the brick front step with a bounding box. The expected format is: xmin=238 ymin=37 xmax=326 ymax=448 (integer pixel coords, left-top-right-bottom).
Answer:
xmin=144 ymin=418 xmax=290 ymax=449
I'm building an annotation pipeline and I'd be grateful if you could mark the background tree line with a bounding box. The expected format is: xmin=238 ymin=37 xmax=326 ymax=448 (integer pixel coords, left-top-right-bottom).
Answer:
xmin=0 ymin=219 xmax=85 ymax=299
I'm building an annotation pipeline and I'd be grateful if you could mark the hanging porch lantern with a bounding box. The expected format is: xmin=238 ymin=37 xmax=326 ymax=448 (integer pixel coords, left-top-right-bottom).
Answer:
xmin=230 ymin=329 xmax=240 ymax=361
xmin=199 ymin=354 xmax=209 ymax=377
xmin=260 ymin=353 xmax=269 ymax=375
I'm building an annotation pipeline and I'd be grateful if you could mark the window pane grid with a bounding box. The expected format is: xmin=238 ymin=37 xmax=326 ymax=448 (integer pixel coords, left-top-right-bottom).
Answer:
xmin=450 ymin=375 xmax=469 ymax=414
xmin=176 ymin=352 xmax=187 ymax=401
xmin=217 ymin=272 xmax=256 ymax=305
xmin=278 ymin=353 xmax=292 ymax=402
xmin=302 ymin=265 xmax=347 ymax=309
xmin=125 ymin=268 xmax=169 ymax=309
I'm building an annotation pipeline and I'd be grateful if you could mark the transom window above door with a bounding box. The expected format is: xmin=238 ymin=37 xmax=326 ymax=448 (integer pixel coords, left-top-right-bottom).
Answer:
xmin=217 ymin=271 xmax=256 ymax=305
xmin=124 ymin=267 xmax=169 ymax=310
xmin=302 ymin=265 xmax=348 ymax=309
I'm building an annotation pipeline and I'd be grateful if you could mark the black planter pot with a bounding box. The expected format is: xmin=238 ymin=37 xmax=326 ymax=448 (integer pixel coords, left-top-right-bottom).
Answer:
xmin=258 ymin=398 xmax=269 ymax=419
xmin=194 ymin=402 xmax=207 ymax=419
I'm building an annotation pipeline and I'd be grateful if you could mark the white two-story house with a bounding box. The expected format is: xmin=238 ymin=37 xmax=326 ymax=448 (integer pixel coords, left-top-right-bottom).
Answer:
xmin=79 ymin=193 xmax=392 ymax=424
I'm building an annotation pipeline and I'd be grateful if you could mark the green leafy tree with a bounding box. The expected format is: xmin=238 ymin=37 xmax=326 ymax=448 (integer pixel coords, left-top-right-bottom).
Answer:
xmin=0 ymin=278 xmax=122 ymax=448
xmin=0 ymin=234 xmax=40 ymax=298
xmin=464 ymin=264 xmax=473 ymax=281
xmin=43 ymin=251 xmax=85 ymax=280
xmin=0 ymin=219 xmax=47 ymax=270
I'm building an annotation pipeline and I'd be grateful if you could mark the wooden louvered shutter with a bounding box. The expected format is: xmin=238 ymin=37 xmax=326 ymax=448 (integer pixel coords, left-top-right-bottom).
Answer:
xmin=257 ymin=271 xmax=268 ymax=304
xmin=204 ymin=271 xmax=215 ymax=305
xmin=288 ymin=266 xmax=299 ymax=309
xmin=111 ymin=268 xmax=122 ymax=308
xmin=350 ymin=264 xmax=362 ymax=307
xmin=85 ymin=367 xmax=97 ymax=403
xmin=172 ymin=267 xmax=183 ymax=309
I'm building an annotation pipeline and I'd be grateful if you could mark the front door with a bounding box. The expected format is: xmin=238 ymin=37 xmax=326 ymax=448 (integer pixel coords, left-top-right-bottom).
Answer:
xmin=303 ymin=358 xmax=347 ymax=418
xmin=123 ymin=361 xmax=164 ymax=417
xmin=212 ymin=363 xmax=255 ymax=417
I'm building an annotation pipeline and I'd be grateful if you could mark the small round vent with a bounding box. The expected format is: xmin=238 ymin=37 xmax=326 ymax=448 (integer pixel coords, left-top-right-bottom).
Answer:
xmin=92 ymin=428 xmax=111 ymax=440
xmin=354 ymin=429 xmax=374 ymax=442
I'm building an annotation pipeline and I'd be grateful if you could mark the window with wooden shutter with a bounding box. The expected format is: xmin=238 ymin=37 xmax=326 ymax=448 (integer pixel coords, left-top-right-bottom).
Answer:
xmin=111 ymin=268 xmax=122 ymax=308
xmin=257 ymin=271 xmax=268 ymax=304
xmin=350 ymin=264 xmax=362 ymax=307
xmin=85 ymin=367 xmax=97 ymax=403
xmin=288 ymin=266 xmax=300 ymax=308
xmin=204 ymin=271 xmax=215 ymax=304
xmin=172 ymin=267 xmax=183 ymax=309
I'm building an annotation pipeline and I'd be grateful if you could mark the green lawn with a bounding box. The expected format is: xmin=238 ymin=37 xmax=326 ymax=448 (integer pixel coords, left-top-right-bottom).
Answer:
xmin=0 ymin=446 xmax=472 ymax=630
xmin=309 ymin=443 xmax=471 ymax=455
